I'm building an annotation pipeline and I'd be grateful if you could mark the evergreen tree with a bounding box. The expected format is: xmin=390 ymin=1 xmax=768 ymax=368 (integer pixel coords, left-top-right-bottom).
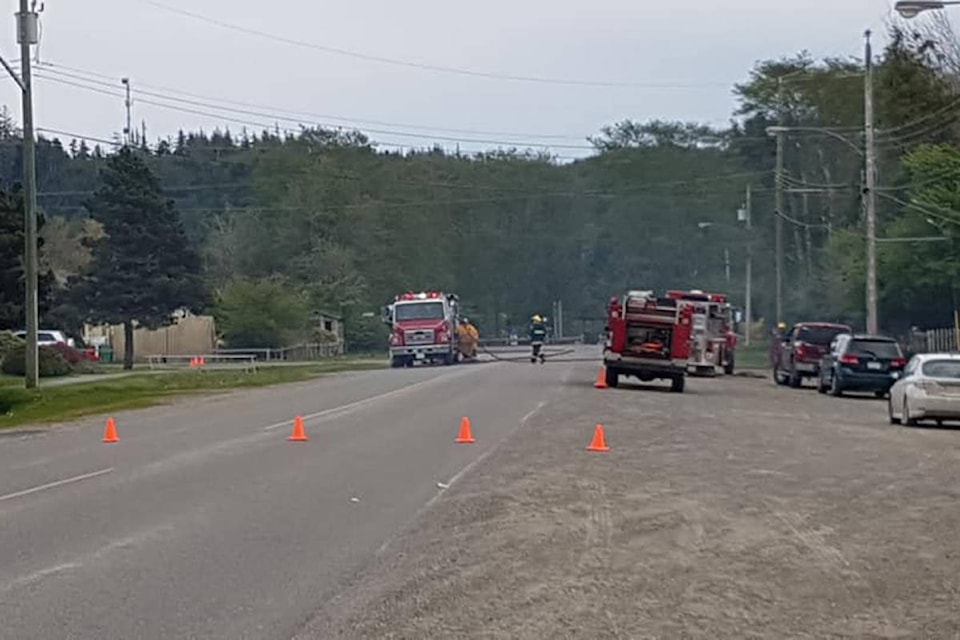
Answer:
xmin=0 ymin=187 xmax=55 ymax=330
xmin=76 ymin=149 xmax=206 ymax=368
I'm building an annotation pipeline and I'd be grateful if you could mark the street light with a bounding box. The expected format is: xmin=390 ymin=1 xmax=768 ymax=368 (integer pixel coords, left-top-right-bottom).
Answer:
xmin=764 ymin=126 xmax=863 ymax=156
xmin=765 ymin=29 xmax=879 ymax=337
xmin=894 ymin=1 xmax=960 ymax=18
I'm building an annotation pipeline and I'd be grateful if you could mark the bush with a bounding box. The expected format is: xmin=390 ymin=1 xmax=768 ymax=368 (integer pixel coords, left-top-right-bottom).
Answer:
xmin=0 ymin=330 xmax=24 ymax=362
xmin=1 ymin=344 xmax=73 ymax=377
xmin=48 ymin=342 xmax=89 ymax=365
xmin=215 ymin=278 xmax=309 ymax=348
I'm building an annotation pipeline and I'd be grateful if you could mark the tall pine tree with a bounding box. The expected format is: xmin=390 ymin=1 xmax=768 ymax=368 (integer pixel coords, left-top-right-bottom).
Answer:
xmin=0 ymin=187 xmax=55 ymax=330
xmin=78 ymin=149 xmax=205 ymax=368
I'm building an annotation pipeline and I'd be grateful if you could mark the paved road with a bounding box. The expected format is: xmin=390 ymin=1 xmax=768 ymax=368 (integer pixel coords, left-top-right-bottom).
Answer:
xmin=7 ymin=351 xmax=959 ymax=639
xmin=0 ymin=357 xmax=569 ymax=639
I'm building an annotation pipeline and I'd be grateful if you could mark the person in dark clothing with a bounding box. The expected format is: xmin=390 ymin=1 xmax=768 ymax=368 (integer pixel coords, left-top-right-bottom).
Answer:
xmin=529 ymin=314 xmax=547 ymax=364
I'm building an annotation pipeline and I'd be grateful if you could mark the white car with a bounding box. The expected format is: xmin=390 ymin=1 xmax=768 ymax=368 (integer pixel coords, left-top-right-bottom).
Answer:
xmin=889 ymin=353 xmax=960 ymax=426
xmin=13 ymin=329 xmax=75 ymax=348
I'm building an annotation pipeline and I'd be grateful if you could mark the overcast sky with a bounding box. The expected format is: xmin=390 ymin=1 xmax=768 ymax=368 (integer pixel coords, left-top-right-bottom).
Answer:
xmin=0 ymin=0 xmax=895 ymax=157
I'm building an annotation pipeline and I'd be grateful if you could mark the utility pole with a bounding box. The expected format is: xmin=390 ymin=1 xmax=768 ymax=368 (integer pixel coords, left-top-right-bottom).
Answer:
xmin=775 ymin=77 xmax=785 ymax=326
xmin=557 ymin=299 xmax=563 ymax=340
xmin=122 ymin=77 xmax=132 ymax=146
xmin=864 ymin=30 xmax=879 ymax=335
xmin=741 ymin=185 xmax=753 ymax=347
xmin=18 ymin=0 xmax=39 ymax=389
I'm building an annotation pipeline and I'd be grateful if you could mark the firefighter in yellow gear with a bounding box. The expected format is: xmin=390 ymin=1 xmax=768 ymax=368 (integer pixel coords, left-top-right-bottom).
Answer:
xmin=457 ymin=318 xmax=479 ymax=360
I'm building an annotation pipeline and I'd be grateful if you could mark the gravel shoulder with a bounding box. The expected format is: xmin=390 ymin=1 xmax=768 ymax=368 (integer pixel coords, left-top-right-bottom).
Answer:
xmin=298 ymin=368 xmax=960 ymax=639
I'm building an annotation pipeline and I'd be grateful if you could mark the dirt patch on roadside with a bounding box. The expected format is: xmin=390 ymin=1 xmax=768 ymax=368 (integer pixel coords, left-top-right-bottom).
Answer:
xmin=299 ymin=373 xmax=960 ymax=639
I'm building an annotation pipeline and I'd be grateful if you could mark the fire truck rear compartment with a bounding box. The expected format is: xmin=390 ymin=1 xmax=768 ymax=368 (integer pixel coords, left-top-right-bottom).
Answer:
xmin=626 ymin=324 xmax=672 ymax=360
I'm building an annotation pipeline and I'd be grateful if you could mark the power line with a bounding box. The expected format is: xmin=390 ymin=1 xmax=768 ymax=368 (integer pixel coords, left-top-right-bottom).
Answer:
xmin=877 ymin=191 xmax=960 ymax=226
xmin=35 ymin=64 xmax=787 ymax=147
xmin=876 ymin=94 xmax=960 ymax=140
xmin=135 ymin=0 xmax=734 ymax=90
xmin=35 ymin=70 xmax=598 ymax=151
xmin=37 ymin=61 xmax=592 ymax=142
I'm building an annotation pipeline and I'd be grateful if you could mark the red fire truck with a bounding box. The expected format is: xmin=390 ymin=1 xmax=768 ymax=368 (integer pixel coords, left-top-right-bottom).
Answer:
xmin=666 ymin=290 xmax=737 ymax=376
xmin=384 ymin=291 xmax=462 ymax=368
xmin=603 ymin=290 xmax=694 ymax=393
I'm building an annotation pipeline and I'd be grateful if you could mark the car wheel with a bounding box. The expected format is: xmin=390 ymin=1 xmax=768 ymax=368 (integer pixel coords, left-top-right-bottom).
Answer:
xmin=788 ymin=370 xmax=802 ymax=389
xmin=829 ymin=373 xmax=843 ymax=397
xmin=670 ymin=376 xmax=685 ymax=393
xmin=904 ymin=399 xmax=919 ymax=427
xmin=817 ymin=374 xmax=828 ymax=394
xmin=888 ymin=397 xmax=901 ymax=425
xmin=874 ymin=390 xmax=887 ymax=399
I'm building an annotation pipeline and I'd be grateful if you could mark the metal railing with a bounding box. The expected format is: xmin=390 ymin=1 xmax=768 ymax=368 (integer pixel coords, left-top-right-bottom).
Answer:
xmin=213 ymin=342 xmax=345 ymax=362
xmin=146 ymin=354 xmax=258 ymax=372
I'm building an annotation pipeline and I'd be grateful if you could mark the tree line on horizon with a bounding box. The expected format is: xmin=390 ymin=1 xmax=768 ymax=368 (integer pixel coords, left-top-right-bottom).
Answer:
xmin=1 ymin=17 xmax=959 ymax=367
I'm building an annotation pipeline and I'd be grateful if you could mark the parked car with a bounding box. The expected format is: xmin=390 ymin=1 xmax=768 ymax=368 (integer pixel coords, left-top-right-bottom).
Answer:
xmin=774 ymin=322 xmax=852 ymax=388
xmin=889 ymin=353 xmax=960 ymax=426
xmin=13 ymin=329 xmax=75 ymax=348
xmin=817 ymin=334 xmax=906 ymax=397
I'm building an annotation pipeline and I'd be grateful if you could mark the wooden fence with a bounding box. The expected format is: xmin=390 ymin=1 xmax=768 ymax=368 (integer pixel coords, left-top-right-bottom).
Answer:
xmin=88 ymin=316 xmax=218 ymax=362
xmin=909 ymin=326 xmax=960 ymax=354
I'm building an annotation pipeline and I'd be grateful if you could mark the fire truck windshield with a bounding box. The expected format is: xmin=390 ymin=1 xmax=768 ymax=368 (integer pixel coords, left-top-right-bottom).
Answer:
xmin=395 ymin=301 xmax=444 ymax=321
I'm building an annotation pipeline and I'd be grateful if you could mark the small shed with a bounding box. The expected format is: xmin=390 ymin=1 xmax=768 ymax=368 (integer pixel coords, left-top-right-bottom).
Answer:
xmin=312 ymin=311 xmax=344 ymax=345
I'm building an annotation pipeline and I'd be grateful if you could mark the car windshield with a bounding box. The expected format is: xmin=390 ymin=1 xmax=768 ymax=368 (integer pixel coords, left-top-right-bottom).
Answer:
xmin=848 ymin=339 xmax=901 ymax=359
xmin=37 ymin=333 xmax=59 ymax=342
xmin=921 ymin=360 xmax=960 ymax=379
xmin=798 ymin=326 xmax=847 ymax=345
xmin=395 ymin=302 xmax=444 ymax=321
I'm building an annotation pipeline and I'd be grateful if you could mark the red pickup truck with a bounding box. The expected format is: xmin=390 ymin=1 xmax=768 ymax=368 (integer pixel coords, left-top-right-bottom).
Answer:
xmin=773 ymin=322 xmax=852 ymax=388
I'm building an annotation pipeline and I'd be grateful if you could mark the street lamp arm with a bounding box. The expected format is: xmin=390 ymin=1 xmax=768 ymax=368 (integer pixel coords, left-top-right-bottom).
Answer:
xmin=896 ymin=1 xmax=960 ymax=18
xmin=765 ymin=126 xmax=864 ymax=156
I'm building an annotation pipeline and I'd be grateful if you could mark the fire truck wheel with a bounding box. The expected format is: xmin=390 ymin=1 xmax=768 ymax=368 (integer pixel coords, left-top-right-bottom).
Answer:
xmin=670 ymin=376 xmax=685 ymax=393
xmin=724 ymin=357 xmax=735 ymax=376
xmin=605 ymin=368 xmax=619 ymax=388
xmin=390 ymin=357 xmax=405 ymax=369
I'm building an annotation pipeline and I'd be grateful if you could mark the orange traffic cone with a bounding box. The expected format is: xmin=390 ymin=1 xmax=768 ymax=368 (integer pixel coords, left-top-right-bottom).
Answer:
xmin=199 ymin=356 xmax=206 ymax=367
xmin=288 ymin=416 xmax=309 ymax=442
xmin=189 ymin=357 xmax=198 ymax=369
xmin=586 ymin=424 xmax=610 ymax=452
xmin=594 ymin=367 xmax=608 ymax=389
xmin=103 ymin=417 xmax=119 ymax=443
xmin=455 ymin=417 xmax=476 ymax=444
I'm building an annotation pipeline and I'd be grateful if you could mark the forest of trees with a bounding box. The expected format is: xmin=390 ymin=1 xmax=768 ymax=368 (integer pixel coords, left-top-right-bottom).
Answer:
xmin=1 ymin=18 xmax=960 ymax=353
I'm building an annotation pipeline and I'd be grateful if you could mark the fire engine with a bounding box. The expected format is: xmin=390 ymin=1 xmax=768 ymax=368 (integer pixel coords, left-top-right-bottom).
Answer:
xmin=665 ymin=290 xmax=737 ymax=376
xmin=603 ymin=290 xmax=694 ymax=393
xmin=384 ymin=291 xmax=462 ymax=368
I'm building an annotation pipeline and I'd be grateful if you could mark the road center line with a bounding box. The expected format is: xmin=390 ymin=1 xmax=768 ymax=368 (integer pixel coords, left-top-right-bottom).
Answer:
xmin=262 ymin=367 xmax=487 ymax=431
xmin=0 ymin=467 xmax=114 ymax=504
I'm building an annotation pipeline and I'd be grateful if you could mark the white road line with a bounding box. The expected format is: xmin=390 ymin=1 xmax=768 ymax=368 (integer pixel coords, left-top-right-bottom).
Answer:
xmin=442 ymin=400 xmax=547 ymax=491
xmin=0 ymin=467 xmax=114 ymax=504
xmin=376 ymin=399 xmax=549 ymax=558
xmin=262 ymin=367 xmax=487 ymax=431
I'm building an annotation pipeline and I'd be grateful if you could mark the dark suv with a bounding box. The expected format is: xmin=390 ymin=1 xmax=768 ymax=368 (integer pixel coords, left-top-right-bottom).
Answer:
xmin=817 ymin=334 xmax=906 ymax=397
xmin=774 ymin=322 xmax=852 ymax=388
